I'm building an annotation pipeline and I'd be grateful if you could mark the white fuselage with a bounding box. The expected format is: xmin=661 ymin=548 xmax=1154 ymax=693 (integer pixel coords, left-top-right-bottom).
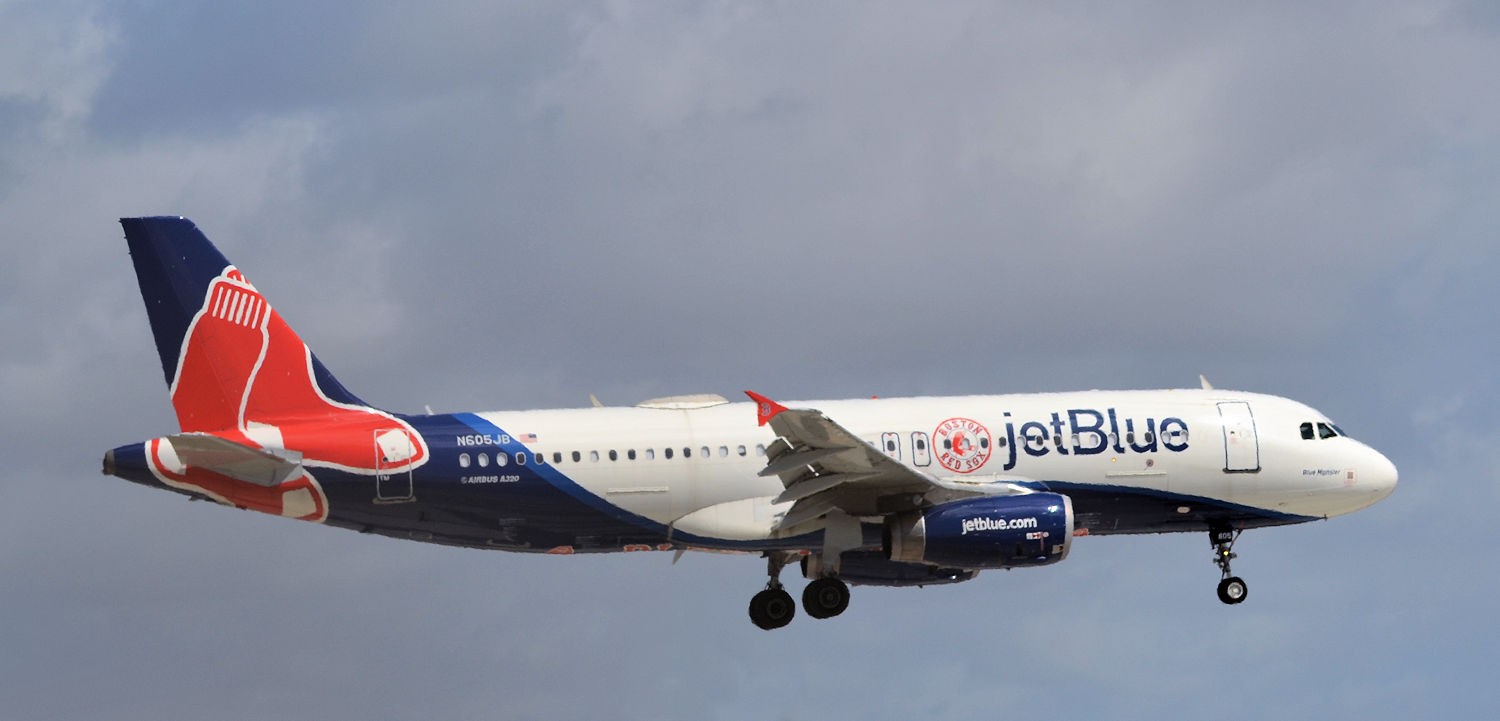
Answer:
xmin=448 ymin=389 xmax=1396 ymax=546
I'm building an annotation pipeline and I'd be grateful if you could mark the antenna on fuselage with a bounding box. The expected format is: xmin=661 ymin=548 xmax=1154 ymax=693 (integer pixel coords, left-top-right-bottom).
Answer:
xmin=1199 ymin=374 xmax=1214 ymax=390
xmin=589 ymin=394 xmax=603 ymax=408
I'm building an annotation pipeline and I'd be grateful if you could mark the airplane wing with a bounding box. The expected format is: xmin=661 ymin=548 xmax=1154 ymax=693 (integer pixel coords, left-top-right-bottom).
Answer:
xmin=165 ymin=433 xmax=305 ymax=486
xmin=745 ymin=391 xmax=1029 ymax=530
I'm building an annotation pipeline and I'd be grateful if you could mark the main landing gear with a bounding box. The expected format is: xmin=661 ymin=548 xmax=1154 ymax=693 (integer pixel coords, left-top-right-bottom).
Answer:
xmin=1211 ymin=528 xmax=1248 ymax=605
xmin=802 ymin=577 xmax=851 ymax=620
xmin=748 ymin=553 xmax=797 ymax=630
xmin=748 ymin=553 xmax=851 ymax=630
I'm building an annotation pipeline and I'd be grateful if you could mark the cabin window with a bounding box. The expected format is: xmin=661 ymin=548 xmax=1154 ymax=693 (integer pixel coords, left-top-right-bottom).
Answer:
xmin=979 ymin=437 xmax=989 ymax=450
xmin=664 ymin=447 xmax=673 ymax=459
xmin=701 ymin=446 xmax=711 ymax=459
xmin=553 ymin=452 xmax=562 ymax=463
xmin=495 ymin=452 xmax=509 ymax=467
xmin=995 ymin=436 xmax=1006 ymax=448
xmin=719 ymin=445 xmax=729 ymax=457
xmin=533 ymin=453 xmax=544 ymax=465
xmin=646 ymin=448 xmax=656 ymax=460
xmin=1023 ymin=429 xmax=1044 ymax=448
xmin=628 ymin=449 xmax=637 ymax=460
xmin=515 ymin=451 xmax=527 ymax=465
xmin=608 ymin=449 xmax=618 ymax=461
xmin=915 ymin=437 xmax=927 ymax=451
xmin=737 ymin=445 xmax=747 ymax=456
xmin=459 ymin=453 xmax=471 ymax=468
xmin=590 ymin=450 xmax=600 ymax=462
xmin=683 ymin=447 xmax=693 ymax=458
xmin=755 ymin=444 xmax=766 ymax=456
xmin=571 ymin=451 xmax=582 ymax=462
xmin=477 ymin=453 xmax=489 ymax=468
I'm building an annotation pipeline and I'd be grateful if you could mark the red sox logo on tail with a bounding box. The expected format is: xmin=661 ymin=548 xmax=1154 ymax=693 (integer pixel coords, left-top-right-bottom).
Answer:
xmin=145 ymin=266 xmax=428 ymax=521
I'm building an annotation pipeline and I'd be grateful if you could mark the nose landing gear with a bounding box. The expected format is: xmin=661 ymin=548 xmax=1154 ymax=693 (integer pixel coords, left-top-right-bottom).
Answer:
xmin=1211 ymin=528 xmax=1248 ymax=604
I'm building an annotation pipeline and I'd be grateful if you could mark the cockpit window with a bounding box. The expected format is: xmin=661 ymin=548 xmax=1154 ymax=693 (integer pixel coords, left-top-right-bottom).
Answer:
xmin=1302 ymin=421 xmax=1344 ymax=440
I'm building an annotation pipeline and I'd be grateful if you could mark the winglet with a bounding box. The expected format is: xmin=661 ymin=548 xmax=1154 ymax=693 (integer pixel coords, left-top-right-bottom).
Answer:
xmin=744 ymin=391 xmax=788 ymax=427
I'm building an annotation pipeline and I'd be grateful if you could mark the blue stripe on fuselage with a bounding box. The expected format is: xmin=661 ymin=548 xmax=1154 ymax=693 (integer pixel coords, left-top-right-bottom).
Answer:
xmin=442 ymin=413 xmax=814 ymax=551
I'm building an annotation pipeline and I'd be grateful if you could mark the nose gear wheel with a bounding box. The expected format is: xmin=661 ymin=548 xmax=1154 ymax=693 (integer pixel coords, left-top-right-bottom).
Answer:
xmin=1210 ymin=528 xmax=1248 ymax=605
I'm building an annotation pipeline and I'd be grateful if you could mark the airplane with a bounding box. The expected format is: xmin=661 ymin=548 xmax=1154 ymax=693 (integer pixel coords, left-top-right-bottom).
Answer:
xmin=102 ymin=216 xmax=1399 ymax=630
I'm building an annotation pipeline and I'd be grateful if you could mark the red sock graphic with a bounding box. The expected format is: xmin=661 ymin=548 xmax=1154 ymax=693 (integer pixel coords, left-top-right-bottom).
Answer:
xmin=157 ymin=267 xmax=426 ymax=519
xmin=169 ymin=266 xmax=425 ymax=474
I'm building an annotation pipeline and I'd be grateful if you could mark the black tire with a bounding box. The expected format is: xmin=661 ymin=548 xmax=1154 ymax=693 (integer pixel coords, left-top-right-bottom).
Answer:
xmin=1217 ymin=576 xmax=1248 ymax=605
xmin=749 ymin=588 xmax=796 ymax=630
xmin=802 ymin=577 xmax=851 ymax=619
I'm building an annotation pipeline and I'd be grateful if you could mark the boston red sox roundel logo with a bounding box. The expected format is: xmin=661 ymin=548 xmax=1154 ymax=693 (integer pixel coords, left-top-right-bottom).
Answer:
xmin=934 ymin=417 xmax=993 ymax=473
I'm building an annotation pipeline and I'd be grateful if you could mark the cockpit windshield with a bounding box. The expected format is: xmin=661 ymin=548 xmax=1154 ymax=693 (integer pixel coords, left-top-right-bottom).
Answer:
xmin=1299 ymin=421 xmax=1345 ymax=440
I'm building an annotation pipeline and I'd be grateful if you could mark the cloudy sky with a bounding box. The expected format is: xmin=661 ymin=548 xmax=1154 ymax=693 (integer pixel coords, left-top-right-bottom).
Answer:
xmin=3 ymin=1 xmax=1496 ymax=718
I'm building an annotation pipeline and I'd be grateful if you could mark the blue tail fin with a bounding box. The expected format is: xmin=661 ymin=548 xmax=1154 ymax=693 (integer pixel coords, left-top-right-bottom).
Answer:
xmin=120 ymin=216 xmax=369 ymax=420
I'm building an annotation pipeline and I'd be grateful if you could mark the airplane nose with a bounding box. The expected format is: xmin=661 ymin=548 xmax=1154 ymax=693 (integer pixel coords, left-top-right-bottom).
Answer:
xmin=1365 ymin=448 xmax=1398 ymax=503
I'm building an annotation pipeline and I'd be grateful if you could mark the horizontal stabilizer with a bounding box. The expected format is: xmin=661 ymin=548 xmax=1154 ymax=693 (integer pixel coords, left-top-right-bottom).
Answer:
xmin=165 ymin=433 xmax=304 ymax=487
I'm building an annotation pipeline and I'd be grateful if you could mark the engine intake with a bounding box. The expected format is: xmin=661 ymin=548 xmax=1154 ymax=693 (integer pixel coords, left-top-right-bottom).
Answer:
xmin=885 ymin=493 xmax=1074 ymax=569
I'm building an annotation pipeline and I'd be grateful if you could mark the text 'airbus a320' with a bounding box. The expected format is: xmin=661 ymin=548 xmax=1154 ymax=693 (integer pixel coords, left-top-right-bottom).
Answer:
xmin=103 ymin=217 xmax=1397 ymax=629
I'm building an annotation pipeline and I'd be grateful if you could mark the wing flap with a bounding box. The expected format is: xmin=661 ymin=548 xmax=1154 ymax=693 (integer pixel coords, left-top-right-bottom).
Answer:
xmin=757 ymin=446 xmax=852 ymax=477
xmin=775 ymin=493 xmax=841 ymax=530
xmin=771 ymin=471 xmax=880 ymax=505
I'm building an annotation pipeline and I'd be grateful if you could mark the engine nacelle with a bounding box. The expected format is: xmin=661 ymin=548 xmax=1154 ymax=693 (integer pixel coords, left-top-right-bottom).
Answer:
xmin=885 ymin=493 xmax=1074 ymax=569
xmin=802 ymin=551 xmax=978 ymax=587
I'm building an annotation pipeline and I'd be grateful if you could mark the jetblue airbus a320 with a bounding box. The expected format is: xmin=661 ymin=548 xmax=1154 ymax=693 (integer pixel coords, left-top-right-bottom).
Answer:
xmin=102 ymin=217 xmax=1398 ymax=630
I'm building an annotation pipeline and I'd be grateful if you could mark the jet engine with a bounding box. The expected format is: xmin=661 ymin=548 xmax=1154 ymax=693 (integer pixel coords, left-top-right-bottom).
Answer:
xmin=884 ymin=492 xmax=1074 ymax=569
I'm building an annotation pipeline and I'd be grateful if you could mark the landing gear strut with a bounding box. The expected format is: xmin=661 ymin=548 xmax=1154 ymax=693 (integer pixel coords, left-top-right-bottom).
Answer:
xmin=1211 ymin=528 xmax=1248 ymax=605
xmin=748 ymin=553 xmax=796 ymax=630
